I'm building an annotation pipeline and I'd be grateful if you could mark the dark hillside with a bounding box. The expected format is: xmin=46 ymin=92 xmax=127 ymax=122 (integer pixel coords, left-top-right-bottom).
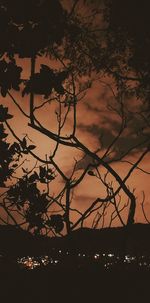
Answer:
xmin=0 ymin=223 xmax=150 ymax=256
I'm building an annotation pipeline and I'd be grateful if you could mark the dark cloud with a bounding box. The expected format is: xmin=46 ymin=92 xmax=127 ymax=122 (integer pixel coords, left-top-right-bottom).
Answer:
xmin=77 ymin=112 xmax=149 ymax=167
xmin=73 ymin=154 xmax=95 ymax=171
xmin=84 ymin=102 xmax=102 ymax=113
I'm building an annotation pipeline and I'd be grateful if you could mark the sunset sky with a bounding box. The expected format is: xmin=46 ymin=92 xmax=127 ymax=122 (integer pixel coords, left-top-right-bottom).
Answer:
xmin=1 ymin=55 xmax=149 ymax=229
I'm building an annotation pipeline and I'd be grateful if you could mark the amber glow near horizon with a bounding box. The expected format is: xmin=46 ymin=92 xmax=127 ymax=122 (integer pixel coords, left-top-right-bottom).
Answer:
xmin=0 ymin=54 xmax=149 ymax=229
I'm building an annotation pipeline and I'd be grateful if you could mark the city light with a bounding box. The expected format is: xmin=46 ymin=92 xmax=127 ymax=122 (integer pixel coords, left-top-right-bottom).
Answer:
xmin=16 ymin=250 xmax=150 ymax=271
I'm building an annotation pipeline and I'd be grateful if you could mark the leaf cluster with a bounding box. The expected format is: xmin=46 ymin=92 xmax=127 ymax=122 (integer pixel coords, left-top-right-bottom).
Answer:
xmin=46 ymin=214 xmax=64 ymax=233
xmin=0 ymin=0 xmax=67 ymax=57
xmin=0 ymin=108 xmax=22 ymax=186
xmin=22 ymin=64 xmax=69 ymax=98
xmin=0 ymin=60 xmax=22 ymax=97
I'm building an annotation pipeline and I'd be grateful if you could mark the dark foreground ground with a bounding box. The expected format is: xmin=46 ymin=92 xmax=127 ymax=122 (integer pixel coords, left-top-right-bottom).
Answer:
xmin=1 ymin=265 xmax=150 ymax=303
xmin=1 ymin=224 xmax=150 ymax=302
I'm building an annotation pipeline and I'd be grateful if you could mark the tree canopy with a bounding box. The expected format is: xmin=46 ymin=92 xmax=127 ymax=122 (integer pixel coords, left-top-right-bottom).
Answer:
xmin=0 ymin=0 xmax=149 ymax=236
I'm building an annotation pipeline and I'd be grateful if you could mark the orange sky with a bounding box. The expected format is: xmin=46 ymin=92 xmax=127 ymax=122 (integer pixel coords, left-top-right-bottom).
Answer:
xmin=0 ymin=0 xmax=149 ymax=230
xmin=0 ymin=53 xmax=150 ymax=230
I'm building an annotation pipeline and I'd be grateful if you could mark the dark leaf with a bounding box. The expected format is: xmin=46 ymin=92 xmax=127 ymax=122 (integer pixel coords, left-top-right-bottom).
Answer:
xmin=28 ymin=172 xmax=39 ymax=183
xmin=21 ymin=137 xmax=27 ymax=149
xmin=23 ymin=150 xmax=28 ymax=154
xmin=39 ymin=166 xmax=46 ymax=178
xmin=12 ymin=142 xmax=20 ymax=152
xmin=88 ymin=170 xmax=95 ymax=176
xmin=47 ymin=214 xmax=64 ymax=233
xmin=6 ymin=114 xmax=13 ymax=120
xmin=0 ymin=105 xmax=13 ymax=122
xmin=12 ymin=164 xmax=18 ymax=168
xmin=28 ymin=144 xmax=36 ymax=150
xmin=1 ymin=87 xmax=7 ymax=97
xmin=46 ymin=174 xmax=55 ymax=181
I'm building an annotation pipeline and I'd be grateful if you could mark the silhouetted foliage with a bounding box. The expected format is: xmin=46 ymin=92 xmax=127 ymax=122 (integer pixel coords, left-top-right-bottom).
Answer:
xmin=6 ymin=163 xmax=57 ymax=234
xmin=0 ymin=0 xmax=67 ymax=58
xmin=103 ymin=0 xmax=150 ymax=101
xmin=0 ymin=109 xmax=21 ymax=186
xmin=46 ymin=214 xmax=64 ymax=233
xmin=0 ymin=59 xmax=22 ymax=96
xmin=0 ymin=0 xmax=149 ymax=240
xmin=0 ymin=106 xmax=59 ymax=235
xmin=22 ymin=65 xmax=69 ymax=98
xmin=0 ymin=0 xmax=72 ymax=236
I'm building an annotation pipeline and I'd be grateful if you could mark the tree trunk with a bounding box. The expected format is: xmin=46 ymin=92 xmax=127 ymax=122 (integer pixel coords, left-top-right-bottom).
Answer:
xmin=30 ymin=55 xmax=36 ymax=124
xmin=126 ymin=194 xmax=136 ymax=225
xmin=66 ymin=182 xmax=71 ymax=234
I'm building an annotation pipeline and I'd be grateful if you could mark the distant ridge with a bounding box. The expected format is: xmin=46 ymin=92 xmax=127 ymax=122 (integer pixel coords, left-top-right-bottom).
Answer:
xmin=62 ymin=224 xmax=150 ymax=253
xmin=0 ymin=223 xmax=150 ymax=256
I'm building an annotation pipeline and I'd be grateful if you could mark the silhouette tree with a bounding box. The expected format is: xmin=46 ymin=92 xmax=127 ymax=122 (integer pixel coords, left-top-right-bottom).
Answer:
xmin=0 ymin=107 xmax=16 ymax=187
xmin=0 ymin=0 xmax=149 ymax=236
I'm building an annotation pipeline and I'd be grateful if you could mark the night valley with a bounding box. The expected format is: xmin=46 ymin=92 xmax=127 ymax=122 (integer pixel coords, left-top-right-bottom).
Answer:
xmin=1 ymin=224 xmax=150 ymax=302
